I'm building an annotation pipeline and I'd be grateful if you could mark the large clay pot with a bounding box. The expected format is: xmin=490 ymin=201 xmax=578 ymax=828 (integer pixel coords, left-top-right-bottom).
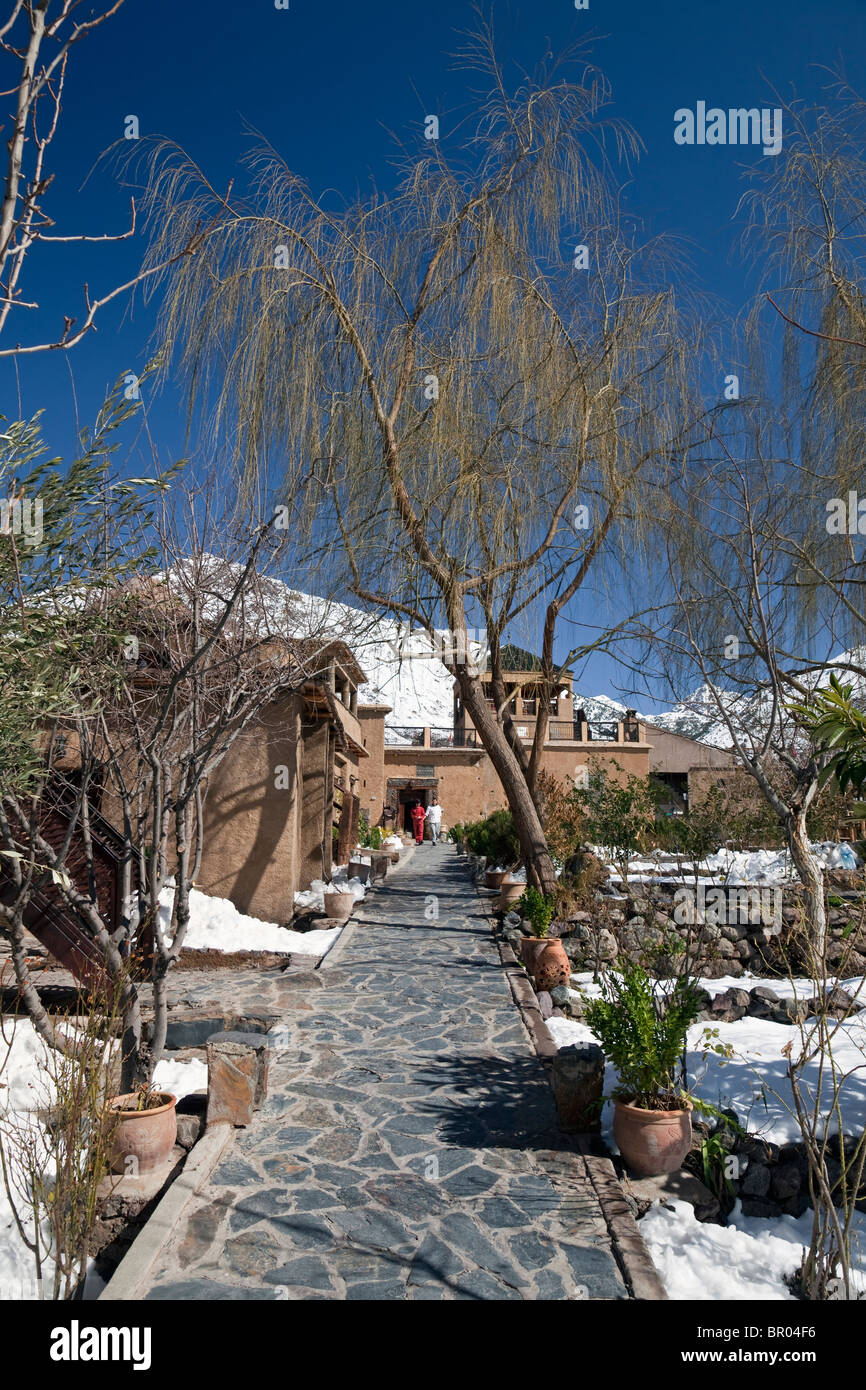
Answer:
xmin=520 ymin=937 xmax=549 ymax=974
xmin=497 ymin=882 xmax=525 ymax=910
xmin=348 ymin=860 xmax=371 ymax=884
xmin=613 ymin=1097 xmax=693 ymax=1177
xmin=484 ymin=868 xmax=509 ymax=889
xmin=323 ymin=890 xmax=355 ymax=921
xmin=533 ymin=938 xmax=571 ymax=992
xmin=109 ymin=1092 xmax=177 ymax=1175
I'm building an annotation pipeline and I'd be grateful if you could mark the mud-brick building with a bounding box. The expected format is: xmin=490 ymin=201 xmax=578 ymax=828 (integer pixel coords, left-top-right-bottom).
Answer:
xmin=377 ymin=653 xmax=654 ymax=833
xmin=197 ymin=642 xmax=370 ymax=923
xmin=643 ymin=723 xmax=737 ymax=813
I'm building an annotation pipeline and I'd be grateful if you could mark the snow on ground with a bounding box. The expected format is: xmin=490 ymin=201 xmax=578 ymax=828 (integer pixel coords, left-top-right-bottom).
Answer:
xmin=602 ymin=841 xmax=861 ymax=886
xmin=551 ymin=972 xmax=866 ymax=1145
xmin=1 ymin=1019 xmax=56 ymax=1295
xmin=159 ymin=882 xmax=345 ymax=957
xmin=152 ymin=1056 xmax=208 ymax=1100
xmin=641 ymin=1197 xmax=866 ymax=1300
xmin=1 ymin=1022 xmax=211 ymax=1296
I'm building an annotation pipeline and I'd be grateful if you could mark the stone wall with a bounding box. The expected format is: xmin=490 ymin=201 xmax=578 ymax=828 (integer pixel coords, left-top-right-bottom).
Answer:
xmin=557 ymin=880 xmax=866 ymax=979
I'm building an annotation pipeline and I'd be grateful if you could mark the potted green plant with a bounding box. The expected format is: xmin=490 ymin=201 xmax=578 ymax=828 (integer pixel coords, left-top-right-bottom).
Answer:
xmin=515 ymin=886 xmax=569 ymax=987
xmin=109 ymin=1083 xmax=178 ymax=1176
xmin=583 ymin=961 xmax=703 ymax=1176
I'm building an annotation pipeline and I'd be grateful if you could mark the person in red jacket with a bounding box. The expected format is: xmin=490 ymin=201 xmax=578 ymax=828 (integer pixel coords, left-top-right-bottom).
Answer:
xmin=410 ymin=800 xmax=426 ymax=845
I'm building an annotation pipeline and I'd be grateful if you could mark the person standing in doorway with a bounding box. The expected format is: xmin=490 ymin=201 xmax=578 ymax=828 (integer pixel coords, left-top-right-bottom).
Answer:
xmin=410 ymin=800 xmax=426 ymax=845
xmin=425 ymin=795 xmax=443 ymax=845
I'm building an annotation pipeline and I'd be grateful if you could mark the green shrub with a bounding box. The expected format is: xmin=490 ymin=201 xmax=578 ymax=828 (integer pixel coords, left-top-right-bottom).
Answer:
xmin=583 ymin=960 xmax=703 ymax=1109
xmin=516 ymin=885 xmax=555 ymax=939
xmin=447 ymin=823 xmax=465 ymax=845
xmin=464 ymin=809 xmax=519 ymax=867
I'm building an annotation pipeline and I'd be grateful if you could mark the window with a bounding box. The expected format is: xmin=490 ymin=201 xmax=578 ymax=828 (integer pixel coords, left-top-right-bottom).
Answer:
xmin=416 ymin=765 xmax=435 ymax=778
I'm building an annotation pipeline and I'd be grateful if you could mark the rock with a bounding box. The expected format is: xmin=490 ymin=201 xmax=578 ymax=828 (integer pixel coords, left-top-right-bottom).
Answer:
xmin=710 ymin=987 xmax=750 ymax=1022
xmin=176 ymin=1113 xmax=204 ymax=1151
xmin=551 ymin=1044 xmax=604 ymax=1132
xmin=740 ymin=1196 xmax=780 ymax=1219
xmin=594 ymin=927 xmax=619 ymax=960
xmin=627 ymin=897 xmax=652 ymax=917
xmin=536 ymin=990 xmax=554 ymax=1019
xmin=740 ymin=1161 xmax=771 ymax=1197
xmin=626 ymin=1169 xmax=720 ymax=1223
xmin=550 ymin=984 xmax=571 ymax=1007
xmin=770 ymin=1162 xmax=802 ymax=1202
xmin=746 ymin=985 xmax=781 ymax=1018
xmin=207 ymin=1031 xmax=270 ymax=1127
xmin=715 ymin=937 xmax=737 ymax=959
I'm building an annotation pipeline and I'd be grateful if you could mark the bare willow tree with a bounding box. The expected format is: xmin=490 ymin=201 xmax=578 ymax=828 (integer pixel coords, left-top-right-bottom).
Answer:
xmin=0 ymin=0 xmax=206 ymax=356
xmin=130 ymin=27 xmax=703 ymax=892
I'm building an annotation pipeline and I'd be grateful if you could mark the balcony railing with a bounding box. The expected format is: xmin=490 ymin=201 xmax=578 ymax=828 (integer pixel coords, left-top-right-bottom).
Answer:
xmin=548 ymin=721 xmax=581 ymax=740
xmin=384 ymin=726 xmax=425 ymax=747
xmin=430 ymin=727 xmax=479 ymax=748
xmin=586 ymin=720 xmax=619 ymax=741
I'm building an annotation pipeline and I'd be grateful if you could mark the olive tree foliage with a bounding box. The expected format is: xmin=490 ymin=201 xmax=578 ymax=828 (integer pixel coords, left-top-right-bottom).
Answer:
xmin=129 ymin=28 xmax=703 ymax=892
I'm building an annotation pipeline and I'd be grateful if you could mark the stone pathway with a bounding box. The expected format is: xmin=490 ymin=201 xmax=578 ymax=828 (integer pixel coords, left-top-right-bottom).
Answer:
xmin=139 ymin=844 xmax=632 ymax=1300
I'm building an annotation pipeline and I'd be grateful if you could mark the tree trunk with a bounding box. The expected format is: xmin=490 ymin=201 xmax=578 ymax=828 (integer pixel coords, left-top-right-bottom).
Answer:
xmin=457 ymin=671 xmax=558 ymax=895
xmin=786 ymin=809 xmax=826 ymax=954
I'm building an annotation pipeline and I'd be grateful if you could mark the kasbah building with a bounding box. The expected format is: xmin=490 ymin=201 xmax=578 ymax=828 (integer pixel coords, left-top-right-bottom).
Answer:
xmin=355 ymin=646 xmax=736 ymax=839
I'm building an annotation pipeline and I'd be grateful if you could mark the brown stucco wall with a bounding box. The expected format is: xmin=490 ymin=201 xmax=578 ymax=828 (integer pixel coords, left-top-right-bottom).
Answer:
xmin=299 ymin=720 xmax=332 ymax=889
xmin=357 ymin=705 xmax=389 ymax=826
xmin=198 ymin=692 xmax=303 ymax=924
xmin=382 ymin=741 xmax=651 ymax=829
xmin=643 ymin=724 xmax=736 ymax=775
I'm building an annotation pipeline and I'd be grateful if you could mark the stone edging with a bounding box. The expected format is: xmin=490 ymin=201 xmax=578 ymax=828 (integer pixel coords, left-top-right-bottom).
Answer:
xmin=470 ymin=875 xmax=559 ymax=1059
xmin=470 ymin=868 xmax=667 ymax=1302
xmin=98 ymin=1122 xmax=234 ymax=1302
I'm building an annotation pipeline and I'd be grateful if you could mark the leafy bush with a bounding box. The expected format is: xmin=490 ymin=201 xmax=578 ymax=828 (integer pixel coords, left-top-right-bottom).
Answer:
xmin=464 ymin=810 xmax=519 ymax=867
xmin=516 ymin=885 xmax=555 ymax=939
xmin=583 ymin=961 xmax=704 ymax=1110
xmin=447 ymin=823 xmax=465 ymax=845
xmin=357 ymin=813 xmax=383 ymax=850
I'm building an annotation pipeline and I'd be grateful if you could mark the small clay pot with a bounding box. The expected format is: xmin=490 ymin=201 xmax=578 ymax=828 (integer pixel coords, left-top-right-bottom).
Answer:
xmin=484 ymin=868 xmax=509 ymax=889
xmin=323 ymin=890 xmax=355 ymax=921
xmin=109 ymin=1092 xmax=177 ymax=1176
xmin=497 ymin=881 xmax=525 ymax=910
xmin=348 ymin=860 xmax=371 ymax=884
xmin=613 ymin=1097 xmax=693 ymax=1177
xmin=533 ymin=938 xmax=571 ymax=992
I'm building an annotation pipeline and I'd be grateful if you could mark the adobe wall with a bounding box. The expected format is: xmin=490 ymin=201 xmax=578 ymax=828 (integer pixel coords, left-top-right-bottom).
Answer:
xmin=299 ymin=720 xmax=332 ymax=889
xmin=643 ymin=725 xmax=736 ymax=775
xmin=357 ymin=705 xmax=389 ymax=827
xmin=382 ymin=742 xmax=651 ymax=829
xmin=198 ymin=692 xmax=303 ymax=924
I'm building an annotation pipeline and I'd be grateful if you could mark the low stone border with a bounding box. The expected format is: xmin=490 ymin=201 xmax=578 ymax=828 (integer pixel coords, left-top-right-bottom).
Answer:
xmin=97 ymin=1123 xmax=234 ymax=1302
xmin=471 ymin=871 xmax=667 ymax=1302
xmin=471 ymin=881 xmax=558 ymax=1060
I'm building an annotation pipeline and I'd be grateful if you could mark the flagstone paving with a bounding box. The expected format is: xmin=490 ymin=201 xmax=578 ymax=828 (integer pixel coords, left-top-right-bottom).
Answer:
xmin=139 ymin=843 xmax=632 ymax=1300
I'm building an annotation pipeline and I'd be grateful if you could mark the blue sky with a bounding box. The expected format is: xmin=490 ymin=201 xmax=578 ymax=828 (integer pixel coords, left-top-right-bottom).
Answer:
xmin=5 ymin=0 xmax=863 ymax=703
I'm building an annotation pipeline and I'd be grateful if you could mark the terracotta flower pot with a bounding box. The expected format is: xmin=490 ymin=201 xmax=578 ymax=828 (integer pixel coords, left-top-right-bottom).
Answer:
xmin=348 ymin=860 xmax=371 ymax=884
xmin=109 ymin=1092 xmax=177 ymax=1176
xmin=520 ymin=936 xmax=549 ymax=974
xmin=323 ymin=890 xmax=355 ymax=921
xmin=533 ymin=938 xmax=571 ymax=992
xmin=613 ymin=1097 xmax=693 ymax=1177
xmin=484 ymin=868 xmax=509 ymax=889
xmin=497 ymin=881 xmax=525 ymax=910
